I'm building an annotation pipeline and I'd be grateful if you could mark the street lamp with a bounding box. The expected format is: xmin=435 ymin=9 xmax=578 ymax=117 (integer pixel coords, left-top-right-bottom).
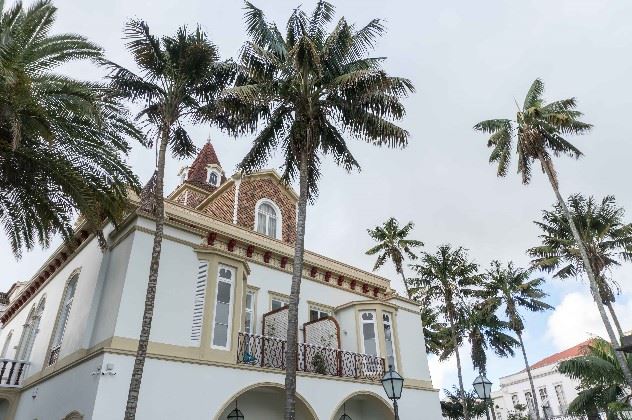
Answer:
xmin=473 ymin=374 xmax=493 ymax=420
xmin=381 ymin=365 xmax=404 ymax=420
xmin=227 ymin=400 xmax=244 ymax=420
xmin=339 ymin=403 xmax=352 ymax=420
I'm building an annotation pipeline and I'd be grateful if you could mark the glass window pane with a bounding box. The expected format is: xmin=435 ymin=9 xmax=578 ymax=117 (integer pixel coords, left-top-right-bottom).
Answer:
xmin=217 ymin=282 xmax=231 ymax=303
xmin=244 ymin=313 xmax=252 ymax=334
xmin=216 ymin=302 xmax=229 ymax=325
xmin=364 ymin=338 xmax=377 ymax=356
xmin=268 ymin=216 xmax=276 ymax=237
xmin=246 ymin=293 xmax=253 ymax=309
xmin=213 ymin=324 xmax=228 ymax=347
xmin=363 ymin=323 xmax=375 ymax=340
xmin=257 ymin=212 xmax=267 ymax=233
xmin=361 ymin=312 xmax=374 ymax=321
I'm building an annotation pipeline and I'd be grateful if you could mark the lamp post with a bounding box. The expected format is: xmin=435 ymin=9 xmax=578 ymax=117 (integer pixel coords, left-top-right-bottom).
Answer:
xmin=381 ymin=365 xmax=404 ymax=420
xmin=473 ymin=374 xmax=492 ymax=420
xmin=227 ymin=400 xmax=244 ymax=420
xmin=339 ymin=403 xmax=352 ymax=420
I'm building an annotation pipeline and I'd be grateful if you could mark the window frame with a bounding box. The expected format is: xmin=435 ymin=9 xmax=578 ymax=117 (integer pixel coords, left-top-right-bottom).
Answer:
xmin=206 ymin=168 xmax=221 ymax=186
xmin=1 ymin=330 xmax=13 ymax=359
xmin=382 ymin=311 xmax=397 ymax=370
xmin=210 ymin=264 xmax=236 ymax=350
xmin=16 ymin=296 xmax=46 ymax=362
xmin=47 ymin=274 xmax=79 ymax=365
xmin=254 ymin=199 xmax=282 ymax=239
xmin=244 ymin=288 xmax=258 ymax=335
xmin=359 ymin=310 xmax=379 ymax=357
xmin=308 ymin=302 xmax=333 ymax=322
xmin=269 ymin=291 xmax=289 ymax=311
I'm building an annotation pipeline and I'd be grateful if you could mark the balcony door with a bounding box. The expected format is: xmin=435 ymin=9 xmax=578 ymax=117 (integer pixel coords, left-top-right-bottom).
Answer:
xmin=360 ymin=311 xmax=380 ymax=374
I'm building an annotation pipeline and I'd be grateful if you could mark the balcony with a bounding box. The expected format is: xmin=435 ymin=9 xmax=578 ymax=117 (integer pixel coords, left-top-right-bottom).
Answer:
xmin=237 ymin=332 xmax=385 ymax=381
xmin=0 ymin=359 xmax=29 ymax=387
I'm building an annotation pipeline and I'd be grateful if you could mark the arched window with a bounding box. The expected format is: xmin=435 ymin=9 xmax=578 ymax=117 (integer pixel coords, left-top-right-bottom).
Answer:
xmin=48 ymin=275 xmax=78 ymax=365
xmin=208 ymin=171 xmax=218 ymax=185
xmin=16 ymin=297 xmax=45 ymax=361
xmin=255 ymin=201 xmax=281 ymax=239
xmin=1 ymin=330 xmax=13 ymax=358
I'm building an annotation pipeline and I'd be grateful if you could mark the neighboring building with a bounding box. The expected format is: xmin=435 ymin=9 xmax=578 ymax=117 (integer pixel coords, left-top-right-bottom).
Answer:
xmin=0 ymin=140 xmax=442 ymax=420
xmin=492 ymin=340 xmax=592 ymax=420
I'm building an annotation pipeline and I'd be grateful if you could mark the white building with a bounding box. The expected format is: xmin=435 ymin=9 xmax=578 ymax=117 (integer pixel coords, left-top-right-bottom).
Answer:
xmin=491 ymin=340 xmax=591 ymax=420
xmin=0 ymin=141 xmax=442 ymax=420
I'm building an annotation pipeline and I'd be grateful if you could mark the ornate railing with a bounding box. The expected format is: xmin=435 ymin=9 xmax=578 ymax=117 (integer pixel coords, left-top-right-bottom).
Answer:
xmin=237 ymin=332 xmax=385 ymax=381
xmin=0 ymin=359 xmax=29 ymax=387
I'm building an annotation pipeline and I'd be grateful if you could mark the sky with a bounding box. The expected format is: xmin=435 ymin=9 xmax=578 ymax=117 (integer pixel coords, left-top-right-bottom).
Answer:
xmin=2 ymin=0 xmax=632 ymax=397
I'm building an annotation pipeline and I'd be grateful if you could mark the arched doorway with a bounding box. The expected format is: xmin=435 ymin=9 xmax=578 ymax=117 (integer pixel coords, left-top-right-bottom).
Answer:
xmin=215 ymin=383 xmax=317 ymax=420
xmin=331 ymin=391 xmax=393 ymax=420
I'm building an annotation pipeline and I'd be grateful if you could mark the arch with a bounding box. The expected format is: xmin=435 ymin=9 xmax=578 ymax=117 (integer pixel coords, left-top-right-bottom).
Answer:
xmin=330 ymin=390 xmax=394 ymax=420
xmin=62 ymin=410 xmax=84 ymax=420
xmin=213 ymin=382 xmax=318 ymax=420
xmin=254 ymin=198 xmax=283 ymax=239
xmin=46 ymin=270 xmax=80 ymax=366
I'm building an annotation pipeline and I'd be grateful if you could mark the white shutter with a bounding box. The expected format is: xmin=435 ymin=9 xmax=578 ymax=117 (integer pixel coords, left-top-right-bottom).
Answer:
xmin=190 ymin=260 xmax=208 ymax=344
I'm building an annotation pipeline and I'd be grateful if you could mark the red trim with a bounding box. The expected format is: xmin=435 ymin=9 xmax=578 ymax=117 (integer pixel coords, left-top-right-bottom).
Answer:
xmin=337 ymin=275 xmax=344 ymax=286
xmin=227 ymin=239 xmax=236 ymax=252
xmin=246 ymin=245 xmax=254 ymax=258
xmin=264 ymin=251 xmax=272 ymax=263
xmin=207 ymin=232 xmax=216 ymax=246
xmin=324 ymin=271 xmax=331 ymax=282
xmin=362 ymin=284 xmax=369 ymax=294
xmin=350 ymin=280 xmax=356 ymax=290
xmin=310 ymin=267 xmax=317 ymax=277
xmin=373 ymin=287 xmax=379 ymax=297
xmin=280 ymin=256 xmax=288 ymax=268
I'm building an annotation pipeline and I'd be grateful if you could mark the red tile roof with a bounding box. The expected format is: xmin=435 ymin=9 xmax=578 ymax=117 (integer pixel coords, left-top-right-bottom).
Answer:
xmin=186 ymin=140 xmax=226 ymax=191
xmin=529 ymin=339 xmax=593 ymax=370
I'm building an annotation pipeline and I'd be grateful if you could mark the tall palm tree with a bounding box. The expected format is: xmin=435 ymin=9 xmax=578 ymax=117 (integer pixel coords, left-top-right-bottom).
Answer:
xmin=0 ymin=0 xmax=143 ymax=257
xmin=420 ymin=304 xmax=450 ymax=356
xmin=529 ymin=194 xmax=632 ymax=337
xmin=559 ymin=338 xmax=632 ymax=420
xmin=409 ymin=245 xmax=481 ymax=420
xmin=366 ymin=217 xmax=424 ymax=297
xmin=221 ymin=3 xmax=413 ymax=418
xmin=474 ymin=78 xmax=632 ymax=386
xmin=479 ymin=261 xmax=553 ymax=420
xmin=105 ymin=21 xmax=234 ymax=419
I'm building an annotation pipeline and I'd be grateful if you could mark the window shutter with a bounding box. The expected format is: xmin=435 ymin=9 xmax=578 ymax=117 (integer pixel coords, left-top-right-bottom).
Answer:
xmin=190 ymin=260 xmax=208 ymax=344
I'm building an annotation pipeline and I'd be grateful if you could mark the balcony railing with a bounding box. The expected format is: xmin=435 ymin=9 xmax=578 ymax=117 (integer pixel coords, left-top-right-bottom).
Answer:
xmin=237 ymin=332 xmax=385 ymax=381
xmin=0 ymin=359 xmax=29 ymax=387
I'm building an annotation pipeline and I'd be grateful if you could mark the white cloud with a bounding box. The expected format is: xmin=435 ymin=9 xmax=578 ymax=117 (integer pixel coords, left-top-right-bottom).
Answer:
xmin=546 ymin=291 xmax=632 ymax=350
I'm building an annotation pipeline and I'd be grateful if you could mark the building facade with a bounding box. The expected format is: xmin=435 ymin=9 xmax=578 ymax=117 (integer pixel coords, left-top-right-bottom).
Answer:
xmin=491 ymin=340 xmax=591 ymax=420
xmin=0 ymin=141 xmax=442 ymax=420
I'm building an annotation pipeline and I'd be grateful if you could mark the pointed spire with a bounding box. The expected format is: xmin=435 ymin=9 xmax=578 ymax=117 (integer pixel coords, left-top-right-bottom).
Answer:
xmin=186 ymin=138 xmax=223 ymax=187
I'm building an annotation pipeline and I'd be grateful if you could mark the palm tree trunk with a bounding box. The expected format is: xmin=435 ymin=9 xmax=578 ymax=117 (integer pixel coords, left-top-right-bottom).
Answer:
xmin=284 ymin=149 xmax=309 ymax=420
xmin=448 ymin=311 xmax=469 ymax=420
xmin=124 ymin=126 xmax=169 ymax=420
xmin=400 ymin=270 xmax=412 ymax=298
xmin=538 ymin=153 xmax=632 ymax=387
xmin=606 ymin=301 xmax=624 ymax=338
xmin=516 ymin=331 xmax=541 ymax=420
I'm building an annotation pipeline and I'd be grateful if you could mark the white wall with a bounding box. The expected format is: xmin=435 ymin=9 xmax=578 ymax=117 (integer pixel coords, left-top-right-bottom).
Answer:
xmin=494 ymin=364 xmax=579 ymax=418
xmin=397 ymin=308 xmax=433 ymax=381
xmin=91 ymin=352 xmax=441 ymax=420
xmin=0 ymin=236 xmax=105 ymax=376
xmin=13 ymin=355 xmax=103 ymax=420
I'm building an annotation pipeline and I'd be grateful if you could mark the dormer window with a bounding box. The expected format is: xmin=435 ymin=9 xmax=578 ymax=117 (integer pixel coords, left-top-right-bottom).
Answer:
xmin=255 ymin=199 xmax=281 ymax=239
xmin=207 ymin=169 xmax=220 ymax=186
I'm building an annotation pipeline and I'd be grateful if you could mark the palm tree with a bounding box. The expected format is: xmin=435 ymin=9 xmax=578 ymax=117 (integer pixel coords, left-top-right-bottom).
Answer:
xmin=445 ymin=302 xmax=518 ymax=420
xmin=420 ymin=304 xmax=449 ymax=356
xmin=366 ymin=217 xmax=424 ymax=297
xmin=474 ymin=78 xmax=632 ymax=386
xmin=0 ymin=0 xmax=143 ymax=257
xmin=559 ymin=338 xmax=632 ymax=420
xmin=409 ymin=245 xmax=481 ymax=420
xmin=221 ymin=3 xmax=413 ymax=418
xmin=442 ymin=386 xmax=488 ymax=420
xmin=529 ymin=194 xmax=632 ymax=338
xmin=105 ymin=22 xmax=234 ymax=419
xmin=479 ymin=261 xmax=553 ymax=420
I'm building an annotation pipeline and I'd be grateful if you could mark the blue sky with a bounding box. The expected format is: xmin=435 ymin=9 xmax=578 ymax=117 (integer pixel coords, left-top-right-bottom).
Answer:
xmin=2 ymin=0 xmax=632 ymax=395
